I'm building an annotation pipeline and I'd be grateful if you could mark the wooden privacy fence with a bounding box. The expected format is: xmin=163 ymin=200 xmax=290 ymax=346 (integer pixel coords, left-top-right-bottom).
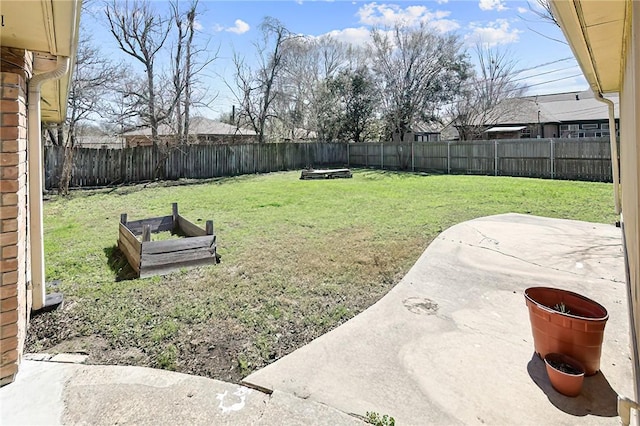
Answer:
xmin=44 ymin=142 xmax=347 ymax=189
xmin=347 ymin=137 xmax=614 ymax=182
xmin=44 ymin=137 xmax=615 ymax=189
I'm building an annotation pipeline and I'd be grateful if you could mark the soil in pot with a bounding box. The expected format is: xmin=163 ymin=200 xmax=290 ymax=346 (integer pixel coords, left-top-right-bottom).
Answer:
xmin=544 ymin=353 xmax=585 ymax=397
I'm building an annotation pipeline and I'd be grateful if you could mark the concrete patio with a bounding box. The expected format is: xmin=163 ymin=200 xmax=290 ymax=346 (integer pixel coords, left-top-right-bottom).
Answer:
xmin=1 ymin=213 xmax=634 ymax=425
xmin=243 ymin=213 xmax=634 ymax=425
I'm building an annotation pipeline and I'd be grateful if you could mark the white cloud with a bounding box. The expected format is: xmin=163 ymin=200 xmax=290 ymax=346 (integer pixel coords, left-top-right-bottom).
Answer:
xmin=478 ymin=0 xmax=507 ymax=12
xmin=214 ymin=19 xmax=250 ymax=35
xmin=322 ymin=27 xmax=372 ymax=46
xmin=228 ymin=19 xmax=250 ymax=34
xmin=517 ymin=6 xmax=528 ymax=14
xmin=193 ymin=20 xmax=203 ymax=31
xmin=356 ymin=2 xmax=459 ymax=32
xmin=467 ymin=19 xmax=521 ymax=47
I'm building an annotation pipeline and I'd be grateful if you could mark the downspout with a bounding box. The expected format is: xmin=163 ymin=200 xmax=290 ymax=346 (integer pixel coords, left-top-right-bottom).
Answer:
xmin=28 ymin=56 xmax=70 ymax=310
xmin=594 ymin=93 xmax=621 ymax=215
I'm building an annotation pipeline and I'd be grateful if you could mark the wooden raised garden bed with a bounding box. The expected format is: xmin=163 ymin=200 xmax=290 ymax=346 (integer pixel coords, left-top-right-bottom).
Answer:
xmin=300 ymin=168 xmax=352 ymax=180
xmin=118 ymin=203 xmax=219 ymax=278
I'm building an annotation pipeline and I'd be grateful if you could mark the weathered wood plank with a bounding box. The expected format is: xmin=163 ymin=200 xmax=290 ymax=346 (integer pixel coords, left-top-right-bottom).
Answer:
xmin=118 ymin=223 xmax=141 ymax=273
xmin=141 ymin=246 xmax=216 ymax=268
xmin=141 ymin=235 xmax=215 ymax=255
xmin=177 ymin=215 xmax=207 ymax=237
xmin=126 ymin=216 xmax=174 ymax=235
xmin=139 ymin=257 xmax=217 ymax=279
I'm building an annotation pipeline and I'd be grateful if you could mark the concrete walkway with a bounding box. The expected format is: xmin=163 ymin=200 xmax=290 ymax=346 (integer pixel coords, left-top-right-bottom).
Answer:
xmin=0 ymin=358 xmax=363 ymax=425
xmin=244 ymin=213 xmax=634 ymax=425
xmin=1 ymin=214 xmax=634 ymax=425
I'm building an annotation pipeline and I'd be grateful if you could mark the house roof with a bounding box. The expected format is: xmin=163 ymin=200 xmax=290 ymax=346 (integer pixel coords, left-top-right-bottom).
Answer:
xmin=123 ymin=117 xmax=257 ymax=137
xmin=486 ymin=90 xmax=619 ymax=126
xmin=1 ymin=0 xmax=82 ymax=122
xmin=412 ymin=122 xmax=443 ymax=134
xmin=550 ymin=1 xmax=627 ymax=94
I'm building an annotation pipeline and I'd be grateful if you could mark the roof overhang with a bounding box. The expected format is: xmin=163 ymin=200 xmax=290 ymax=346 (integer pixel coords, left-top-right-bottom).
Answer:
xmin=550 ymin=0 xmax=629 ymax=94
xmin=1 ymin=0 xmax=82 ymax=122
xmin=485 ymin=126 xmax=527 ymax=133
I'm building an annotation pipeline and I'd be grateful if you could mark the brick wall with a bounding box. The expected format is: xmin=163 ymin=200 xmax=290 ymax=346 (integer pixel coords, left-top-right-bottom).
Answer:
xmin=0 ymin=48 xmax=32 ymax=386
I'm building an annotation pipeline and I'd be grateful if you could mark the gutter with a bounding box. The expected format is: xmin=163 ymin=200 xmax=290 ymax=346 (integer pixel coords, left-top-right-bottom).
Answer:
xmin=28 ymin=56 xmax=70 ymax=311
xmin=594 ymin=93 xmax=621 ymax=215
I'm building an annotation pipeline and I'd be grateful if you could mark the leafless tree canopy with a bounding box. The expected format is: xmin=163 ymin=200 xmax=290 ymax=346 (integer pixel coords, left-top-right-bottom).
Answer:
xmin=528 ymin=0 xmax=559 ymax=27
xmin=169 ymin=0 xmax=217 ymax=145
xmin=449 ymin=45 xmax=525 ymax=141
xmin=46 ymin=21 xmax=125 ymax=195
xmin=105 ymin=0 xmax=172 ymax=147
xmin=231 ymin=17 xmax=296 ymax=143
xmin=370 ymin=24 xmax=471 ymax=142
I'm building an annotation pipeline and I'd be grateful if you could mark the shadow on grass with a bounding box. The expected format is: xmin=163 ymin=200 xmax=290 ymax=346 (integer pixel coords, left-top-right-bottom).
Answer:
xmin=527 ymin=352 xmax=618 ymax=417
xmin=103 ymin=245 xmax=138 ymax=282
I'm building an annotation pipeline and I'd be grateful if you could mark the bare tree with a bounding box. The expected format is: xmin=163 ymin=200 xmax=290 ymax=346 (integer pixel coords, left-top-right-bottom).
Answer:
xmin=231 ymin=17 xmax=295 ymax=143
xmin=370 ymin=24 xmax=470 ymax=142
xmin=449 ymin=45 xmax=525 ymax=141
xmin=169 ymin=0 xmax=217 ymax=145
xmin=105 ymin=0 xmax=172 ymax=148
xmin=45 ymin=25 xmax=124 ymax=195
xmin=273 ymin=35 xmax=367 ymax=142
xmin=528 ymin=0 xmax=559 ymax=27
xmin=521 ymin=0 xmax=567 ymax=45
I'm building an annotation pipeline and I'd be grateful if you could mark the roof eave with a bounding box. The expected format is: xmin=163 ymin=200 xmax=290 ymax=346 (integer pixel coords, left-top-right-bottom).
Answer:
xmin=0 ymin=0 xmax=82 ymax=122
xmin=550 ymin=0 xmax=626 ymax=94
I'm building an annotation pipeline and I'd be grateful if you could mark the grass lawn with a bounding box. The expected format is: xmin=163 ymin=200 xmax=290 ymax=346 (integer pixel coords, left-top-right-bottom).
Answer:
xmin=26 ymin=170 xmax=617 ymax=382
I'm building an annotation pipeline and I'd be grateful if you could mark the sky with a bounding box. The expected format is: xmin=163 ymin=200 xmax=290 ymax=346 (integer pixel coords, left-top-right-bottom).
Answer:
xmin=82 ymin=0 xmax=588 ymax=120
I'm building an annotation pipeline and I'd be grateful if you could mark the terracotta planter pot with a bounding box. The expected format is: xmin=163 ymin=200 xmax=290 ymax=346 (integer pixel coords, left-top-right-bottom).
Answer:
xmin=544 ymin=353 xmax=585 ymax=397
xmin=525 ymin=287 xmax=608 ymax=376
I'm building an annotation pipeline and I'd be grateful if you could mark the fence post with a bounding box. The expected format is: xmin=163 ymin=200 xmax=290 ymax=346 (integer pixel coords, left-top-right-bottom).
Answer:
xmin=411 ymin=142 xmax=415 ymax=172
xmin=380 ymin=142 xmax=384 ymax=170
xmin=344 ymin=143 xmax=349 ymax=167
xmin=447 ymin=141 xmax=451 ymax=175
xmin=550 ymin=138 xmax=555 ymax=179
xmin=494 ymin=140 xmax=498 ymax=176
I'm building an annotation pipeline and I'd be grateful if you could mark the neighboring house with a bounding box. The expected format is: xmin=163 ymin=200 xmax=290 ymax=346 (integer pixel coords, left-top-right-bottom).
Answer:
xmin=472 ymin=90 xmax=620 ymax=140
xmin=0 ymin=1 xmax=81 ymax=385
xmin=122 ymin=117 xmax=257 ymax=148
xmin=44 ymin=135 xmax=125 ymax=150
xmin=551 ymin=0 xmax=640 ymax=413
xmin=74 ymin=135 xmax=124 ymax=149
xmin=411 ymin=122 xmax=442 ymax=142
xmin=391 ymin=122 xmax=443 ymax=143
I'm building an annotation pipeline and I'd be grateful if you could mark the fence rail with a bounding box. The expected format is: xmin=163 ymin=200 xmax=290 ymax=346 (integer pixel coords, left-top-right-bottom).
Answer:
xmin=44 ymin=137 xmax=614 ymax=189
